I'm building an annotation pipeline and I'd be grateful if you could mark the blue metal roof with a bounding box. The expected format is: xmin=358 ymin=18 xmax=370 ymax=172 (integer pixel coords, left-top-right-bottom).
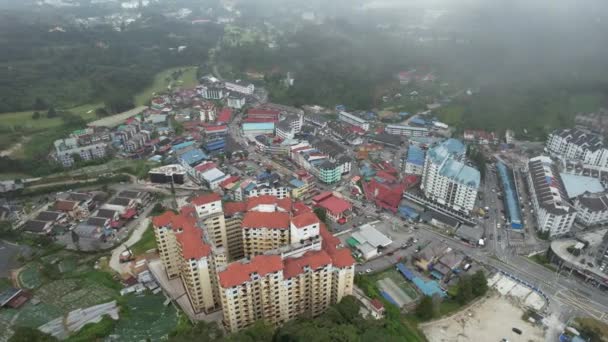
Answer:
xmin=560 ymin=173 xmax=605 ymax=198
xmin=398 ymin=206 xmax=419 ymax=219
xmin=396 ymin=263 xmax=415 ymax=281
xmin=412 ymin=278 xmax=446 ymax=298
xmin=409 ymin=117 xmax=427 ymax=126
xmin=406 ymin=145 xmax=425 ymax=166
xmin=172 ymin=141 xmax=195 ymax=151
xmin=179 ymin=148 xmax=208 ymax=165
xmin=289 ymin=179 xmax=305 ymax=188
xmin=242 ymin=122 xmax=275 ymax=130
xmin=439 ymin=159 xmax=480 ymax=188
xmin=497 ymin=162 xmax=523 ymax=229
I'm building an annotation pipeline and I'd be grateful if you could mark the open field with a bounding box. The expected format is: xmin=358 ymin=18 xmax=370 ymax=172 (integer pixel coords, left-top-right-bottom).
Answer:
xmin=421 ymin=295 xmax=545 ymax=342
xmin=134 ymin=66 xmax=198 ymax=106
xmin=0 ymin=103 xmax=101 ymax=131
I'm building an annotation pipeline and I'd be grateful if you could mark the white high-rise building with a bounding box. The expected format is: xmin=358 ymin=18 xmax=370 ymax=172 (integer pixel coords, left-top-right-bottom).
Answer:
xmin=546 ymin=129 xmax=608 ymax=168
xmin=421 ymin=139 xmax=480 ymax=214
xmin=527 ymin=156 xmax=577 ymax=237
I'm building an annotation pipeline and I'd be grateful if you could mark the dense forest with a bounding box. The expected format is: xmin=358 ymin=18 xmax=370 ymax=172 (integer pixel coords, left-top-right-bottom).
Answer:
xmin=0 ymin=13 xmax=222 ymax=113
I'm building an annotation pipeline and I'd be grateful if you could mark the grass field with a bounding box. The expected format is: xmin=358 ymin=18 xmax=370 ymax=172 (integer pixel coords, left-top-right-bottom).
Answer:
xmin=130 ymin=224 xmax=156 ymax=255
xmin=0 ymin=103 xmax=101 ymax=131
xmin=134 ymin=66 xmax=198 ymax=106
xmin=437 ymin=105 xmax=465 ymax=127
xmin=17 ymin=263 xmax=42 ymax=289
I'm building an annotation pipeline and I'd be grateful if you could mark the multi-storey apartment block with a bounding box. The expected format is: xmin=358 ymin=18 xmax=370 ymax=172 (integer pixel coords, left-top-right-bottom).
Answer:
xmin=546 ymin=128 xmax=608 ymax=169
xmin=527 ymin=156 xmax=577 ymax=237
xmin=153 ymin=194 xmax=355 ymax=332
xmin=421 ymin=139 xmax=480 ymax=214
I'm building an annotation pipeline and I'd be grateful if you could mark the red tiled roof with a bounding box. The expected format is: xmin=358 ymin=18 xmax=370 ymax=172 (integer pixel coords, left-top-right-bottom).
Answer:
xmin=317 ymin=196 xmax=351 ymax=215
xmin=370 ymin=299 xmax=385 ymax=311
xmin=54 ymin=200 xmax=78 ymax=212
xmin=217 ymin=108 xmax=232 ymax=123
xmin=176 ymin=225 xmax=211 ymax=260
xmin=329 ymin=248 xmax=355 ymax=268
xmin=243 ymin=117 xmax=278 ymax=123
xmin=223 ymin=202 xmax=246 ymax=216
xmin=242 ymin=211 xmax=290 ymax=229
xmin=292 ymin=202 xmax=312 ymax=216
xmin=247 ymin=108 xmax=280 ymax=116
xmin=319 ymin=223 xmax=355 ymax=268
xmin=218 ymin=255 xmax=283 ymax=288
xmin=246 ymin=195 xmax=291 ymax=212
xmin=291 ymin=212 xmax=320 ymax=228
xmin=283 ymin=250 xmax=332 ymax=279
xmin=152 ymin=211 xmax=176 ymax=227
xmin=311 ymin=191 xmax=333 ymax=203
xmin=180 ymin=205 xmax=196 ymax=218
xmin=194 ymin=162 xmax=217 ymax=172
xmin=205 ymin=125 xmax=227 ymax=132
xmin=191 ymin=193 xmax=221 ymax=206
xmin=219 ymin=176 xmax=240 ymax=188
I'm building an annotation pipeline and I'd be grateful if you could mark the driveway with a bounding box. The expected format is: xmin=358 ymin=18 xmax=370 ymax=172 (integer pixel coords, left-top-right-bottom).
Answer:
xmin=109 ymin=217 xmax=151 ymax=274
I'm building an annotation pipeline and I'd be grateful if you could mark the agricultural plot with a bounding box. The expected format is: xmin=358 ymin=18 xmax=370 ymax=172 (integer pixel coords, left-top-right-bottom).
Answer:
xmin=17 ymin=263 xmax=42 ymax=289
xmin=109 ymin=294 xmax=179 ymax=341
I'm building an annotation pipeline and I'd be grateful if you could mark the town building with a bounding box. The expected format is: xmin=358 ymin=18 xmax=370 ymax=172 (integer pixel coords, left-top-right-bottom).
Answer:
xmin=312 ymin=192 xmax=352 ymax=224
xmin=338 ymin=111 xmax=370 ymax=131
xmin=276 ymin=114 xmax=303 ymax=140
xmin=546 ymin=129 xmax=608 ymax=169
xmin=385 ymin=124 xmax=429 ymax=137
xmin=152 ymin=211 xmax=226 ymax=313
xmin=225 ymin=81 xmax=255 ymax=95
xmin=242 ymin=122 xmax=275 ymax=138
xmin=227 ymin=96 xmax=246 ymax=109
xmin=421 ymin=139 xmax=480 ymax=214
xmin=527 ymin=156 xmax=577 ymax=237
xmin=574 ymin=192 xmax=608 ymax=227
xmin=403 ymin=144 xmax=425 ymax=175
xmin=154 ymin=194 xmax=355 ymax=332
xmin=463 ymin=130 xmax=498 ymax=145
xmin=53 ymin=138 xmax=107 ymax=167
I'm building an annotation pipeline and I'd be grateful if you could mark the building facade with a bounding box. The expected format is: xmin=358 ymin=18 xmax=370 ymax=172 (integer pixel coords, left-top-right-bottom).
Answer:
xmin=338 ymin=111 xmax=370 ymax=131
xmin=385 ymin=124 xmax=429 ymax=137
xmin=421 ymin=139 xmax=480 ymax=214
xmin=527 ymin=156 xmax=577 ymax=237
xmin=546 ymin=129 xmax=608 ymax=169
xmin=573 ymin=192 xmax=608 ymax=227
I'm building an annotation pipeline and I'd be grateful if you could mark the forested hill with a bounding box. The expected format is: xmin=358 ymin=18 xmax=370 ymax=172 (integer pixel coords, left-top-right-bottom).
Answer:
xmin=0 ymin=14 xmax=222 ymax=113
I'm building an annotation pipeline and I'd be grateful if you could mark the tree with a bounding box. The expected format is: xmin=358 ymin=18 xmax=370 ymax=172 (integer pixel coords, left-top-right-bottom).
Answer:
xmin=33 ymin=97 xmax=47 ymax=110
xmin=313 ymin=208 xmax=328 ymax=224
xmin=471 ymin=270 xmax=488 ymax=297
xmin=8 ymin=327 xmax=57 ymax=342
xmin=456 ymin=275 xmax=474 ymax=304
xmin=32 ymin=111 xmax=41 ymax=120
xmin=47 ymin=106 xmax=57 ymax=118
xmin=95 ymin=107 xmax=109 ymax=118
xmin=415 ymin=295 xmax=436 ymax=320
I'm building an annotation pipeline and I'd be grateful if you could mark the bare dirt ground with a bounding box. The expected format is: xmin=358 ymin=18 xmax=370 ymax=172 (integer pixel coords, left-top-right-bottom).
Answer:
xmin=421 ymin=295 xmax=546 ymax=342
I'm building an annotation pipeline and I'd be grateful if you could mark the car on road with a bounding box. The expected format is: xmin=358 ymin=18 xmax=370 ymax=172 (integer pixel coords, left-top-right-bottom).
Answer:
xmin=365 ymin=269 xmax=372 ymax=273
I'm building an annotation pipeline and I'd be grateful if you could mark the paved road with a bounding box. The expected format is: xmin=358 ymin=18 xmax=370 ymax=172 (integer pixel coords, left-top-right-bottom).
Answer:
xmin=109 ymin=217 xmax=151 ymax=274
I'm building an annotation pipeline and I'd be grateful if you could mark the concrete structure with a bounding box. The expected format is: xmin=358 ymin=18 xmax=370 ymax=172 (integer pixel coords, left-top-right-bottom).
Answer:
xmin=148 ymin=164 xmax=186 ymax=184
xmin=385 ymin=124 xmax=429 ymax=137
xmin=497 ymin=162 xmax=523 ymax=229
xmin=421 ymin=139 xmax=480 ymax=214
xmin=53 ymin=138 xmax=107 ymax=167
xmin=218 ymin=223 xmax=354 ymax=332
xmin=546 ymin=128 xmax=608 ymax=169
xmin=527 ymin=156 xmax=577 ymax=237
xmin=312 ymin=192 xmax=352 ymax=224
xmin=225 ymin=81 xmax=255 ymax=95
xmin=152 ymin=211 xmax=226 ymax=313
xmin=404 ymin=144 xmax=425 ymax=175
xmin=338 ymin=111 xmax=370 ymax=131
xmin=574 ymin=192 xmax=608 ymax=227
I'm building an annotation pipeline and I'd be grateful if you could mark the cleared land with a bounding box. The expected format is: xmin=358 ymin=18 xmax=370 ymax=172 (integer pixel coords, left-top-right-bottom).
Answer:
xmin=421 ymin=295 xmax=545 ymax=342
xmin=134 ymin=66 xmax=199 ymax=106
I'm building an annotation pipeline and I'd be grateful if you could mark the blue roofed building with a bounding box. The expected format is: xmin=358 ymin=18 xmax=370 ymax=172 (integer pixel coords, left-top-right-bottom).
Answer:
xmin=403 ymin=145 xmax=426 ymax=175
xmin=497 ymin=162 xmax=523 ymax=229
xmin=178 ymin=148 xmax=208 ymax=167
xmin=409 ymin=117 xmax=428 ymax=127
xmin=204 ymin=138 xmax=226 ymax=153
xmin=242 ymin=122 xmax=275 ymax=138
xmin=171 ymin=140 xmax=196 ymax=153
xmin=421 ymin=139 xmax=480 ymax=214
